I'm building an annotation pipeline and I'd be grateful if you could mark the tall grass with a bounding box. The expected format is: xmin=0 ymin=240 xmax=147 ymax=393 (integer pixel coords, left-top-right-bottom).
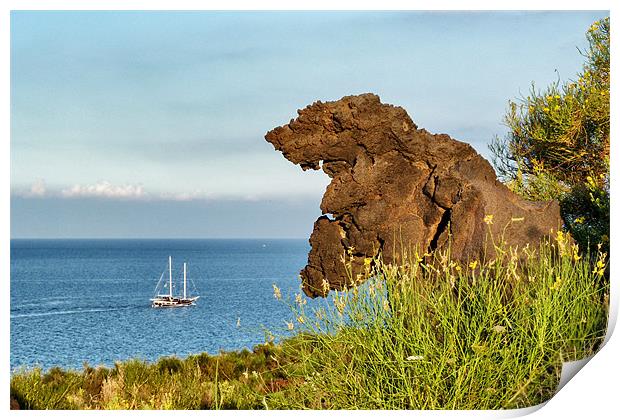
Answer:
xmin=11 ymin=231 xmax=608 ymax=410
xmin=277 ymin=231 xmax=608 ymax=409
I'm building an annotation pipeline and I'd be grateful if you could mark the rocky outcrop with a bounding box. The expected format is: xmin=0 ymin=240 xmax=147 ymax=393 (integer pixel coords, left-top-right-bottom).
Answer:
xmin=265 ymin=94 xmax=562 ymax=297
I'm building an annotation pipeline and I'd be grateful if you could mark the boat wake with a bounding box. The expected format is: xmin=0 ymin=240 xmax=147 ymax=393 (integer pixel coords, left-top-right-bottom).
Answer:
xmin=11 ymin=306 xmax=138 ymax=319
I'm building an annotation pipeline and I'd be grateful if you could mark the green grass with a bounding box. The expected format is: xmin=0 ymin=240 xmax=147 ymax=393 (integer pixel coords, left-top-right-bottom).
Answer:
xmin=278 ymin=232 xmax=609 ymax=409
xmin=10 ymin=342 xmax=303 ymax=409
xmin=10 ymin=233 xmax=608 ymax=410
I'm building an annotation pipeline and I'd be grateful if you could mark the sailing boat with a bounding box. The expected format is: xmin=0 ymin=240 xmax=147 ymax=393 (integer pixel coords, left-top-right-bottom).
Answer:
xmin=151 ymin=256 xmax=200 ymax=308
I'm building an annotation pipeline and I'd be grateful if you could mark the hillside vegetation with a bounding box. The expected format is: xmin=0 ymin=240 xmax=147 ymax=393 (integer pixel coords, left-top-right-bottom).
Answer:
xmin=11 ymin=232 xmax=608 ymax=409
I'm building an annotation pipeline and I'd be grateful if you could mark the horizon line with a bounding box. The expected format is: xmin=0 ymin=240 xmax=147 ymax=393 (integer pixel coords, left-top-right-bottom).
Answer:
xmin=10 ymin=237 xmax=309 ymax=240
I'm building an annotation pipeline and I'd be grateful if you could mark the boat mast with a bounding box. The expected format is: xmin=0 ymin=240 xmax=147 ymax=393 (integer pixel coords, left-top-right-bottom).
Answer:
xmin=183 ymin=262 xmax=187 ymax=299
xmin=169 ymin=256 xmax=173 ymax=298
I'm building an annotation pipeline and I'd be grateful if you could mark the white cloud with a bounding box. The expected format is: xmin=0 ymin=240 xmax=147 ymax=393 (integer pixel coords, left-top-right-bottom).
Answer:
xmin=61 ymin=181 xmax=146 ymax=199
xmin=28 ymin=179 xmax=47 ymax=197
xmin=13 ymin=179 xmax=48 ymax=197
xmin=14 ymin=180 xmax=301 ymax=203
xmin=157 ymin=192 xmax=189 ymax=201
xmin=157 ymin=190 xmax=217 ymax=201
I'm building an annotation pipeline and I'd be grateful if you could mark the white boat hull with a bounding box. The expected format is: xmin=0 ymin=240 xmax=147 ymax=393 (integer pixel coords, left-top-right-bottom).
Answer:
xmin=150 ymin=296 xmax=200 ymax=308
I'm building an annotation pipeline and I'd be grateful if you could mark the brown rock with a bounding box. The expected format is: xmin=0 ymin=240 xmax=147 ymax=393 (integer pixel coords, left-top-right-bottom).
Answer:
xmin=265 ymin=93 xmax=562 ymax=297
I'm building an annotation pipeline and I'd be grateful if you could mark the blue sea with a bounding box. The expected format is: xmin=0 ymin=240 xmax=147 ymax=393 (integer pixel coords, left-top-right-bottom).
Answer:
xmin=10 ymin=239 xmax=316 ymax=371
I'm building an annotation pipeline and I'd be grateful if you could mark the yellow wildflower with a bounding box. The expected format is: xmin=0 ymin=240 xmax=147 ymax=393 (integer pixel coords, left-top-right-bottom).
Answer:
xmin=295 ymin=293 xmax=306 ymax=306
xmin=483 ymin=214 xmax=494 ymax=225
xmin=272 ymin=284 xmax=282 ymax=300
xmin=383 ymin=300 xmax=390 ymax=312
xmin=492 ymin=325 xmax=507 ymax=334
xmin=469 ymin=260 xmax=478 ymax=270
xmin=593 ymin=258 xmax=606 ymax=276
xmin=556 ymin=230 xmax=568 ymax=256
xmin=321 ymin=278 xmax=330 ymax=294
xmin=334 ymin=294 xmax=346 ymax=314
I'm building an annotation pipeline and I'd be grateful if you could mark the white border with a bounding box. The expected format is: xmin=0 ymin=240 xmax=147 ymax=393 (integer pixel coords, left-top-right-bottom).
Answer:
xmin=3 ymin=2 xmax=617 ymax=419
xmin=0 ymin=0 xmax=615 ymax=11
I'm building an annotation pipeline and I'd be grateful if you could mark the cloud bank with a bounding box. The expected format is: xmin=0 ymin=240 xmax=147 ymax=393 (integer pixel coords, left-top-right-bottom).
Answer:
xmin=60 ymin=181 xmax=146 ymax=199
xmin=12 ymin=180 xmax=306 ymax=202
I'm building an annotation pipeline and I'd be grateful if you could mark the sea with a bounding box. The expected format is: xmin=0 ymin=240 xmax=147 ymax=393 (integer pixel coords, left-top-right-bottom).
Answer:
xmin=10 ymin=239 xmax=319 ymax=372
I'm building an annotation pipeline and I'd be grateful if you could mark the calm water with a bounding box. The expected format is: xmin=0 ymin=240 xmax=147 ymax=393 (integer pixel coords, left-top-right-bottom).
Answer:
xmin=10 ymin=239 xmax=316 ymax=371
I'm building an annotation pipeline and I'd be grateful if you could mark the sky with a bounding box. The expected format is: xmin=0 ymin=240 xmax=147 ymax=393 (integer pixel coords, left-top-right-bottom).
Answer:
xmin=10 ymin=10 xmax=608 ymax=238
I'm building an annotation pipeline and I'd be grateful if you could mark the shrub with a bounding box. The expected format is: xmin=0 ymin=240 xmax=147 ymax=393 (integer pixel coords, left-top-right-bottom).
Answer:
xmin=491 ymin=17 xmax=609 ymax=253
xmin=157 ymin=356 xmax=183 ymax=375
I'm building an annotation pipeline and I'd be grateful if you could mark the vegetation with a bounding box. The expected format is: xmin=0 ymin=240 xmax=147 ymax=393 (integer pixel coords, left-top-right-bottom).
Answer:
xmin=10 ymin=341 xmax=301 ymax=409
xmin=11 ymin=230 xmax=608 ymax=409
xmin=277 ymin=230 xmax=608 ymax=409
xmin=490 ymin=17 xmax=610 ymax=255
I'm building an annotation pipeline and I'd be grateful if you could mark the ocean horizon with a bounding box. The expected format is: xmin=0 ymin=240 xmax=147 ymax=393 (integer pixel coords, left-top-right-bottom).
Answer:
xmin=10 ymin=238 xmax=319 ymax=371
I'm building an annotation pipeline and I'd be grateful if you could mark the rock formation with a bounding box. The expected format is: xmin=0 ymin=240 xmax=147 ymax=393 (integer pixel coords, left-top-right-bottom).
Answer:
xmin=265 ymin=94 xmax=562 ymax=297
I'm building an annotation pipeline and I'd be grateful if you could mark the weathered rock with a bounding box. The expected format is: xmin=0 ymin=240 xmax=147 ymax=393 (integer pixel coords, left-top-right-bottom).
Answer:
xmin=265 ymin=93 xmax=562 ymax=297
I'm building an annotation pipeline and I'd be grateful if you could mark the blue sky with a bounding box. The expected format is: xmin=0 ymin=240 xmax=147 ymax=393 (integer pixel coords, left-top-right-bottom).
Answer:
xmin=10 ymin=10 xmax=608 ymax=238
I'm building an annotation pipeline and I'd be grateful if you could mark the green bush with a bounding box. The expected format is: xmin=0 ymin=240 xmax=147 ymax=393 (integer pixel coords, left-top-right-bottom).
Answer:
xmin=157 ymin=356 xmax=183 ymax=375
xmin=491 ymin=17 xmax=609 ymax=253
